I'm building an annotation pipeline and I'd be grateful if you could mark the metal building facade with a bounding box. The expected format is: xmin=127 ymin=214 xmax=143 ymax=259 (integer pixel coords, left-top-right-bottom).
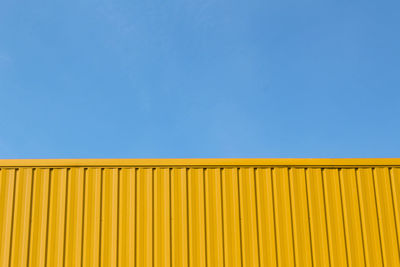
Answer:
xmin=0 ymin=159 xmax=400 ymax=266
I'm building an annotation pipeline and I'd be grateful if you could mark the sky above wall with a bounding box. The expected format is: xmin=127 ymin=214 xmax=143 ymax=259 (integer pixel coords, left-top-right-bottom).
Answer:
xmin=1 ymin=0 xmax=399 ymax=158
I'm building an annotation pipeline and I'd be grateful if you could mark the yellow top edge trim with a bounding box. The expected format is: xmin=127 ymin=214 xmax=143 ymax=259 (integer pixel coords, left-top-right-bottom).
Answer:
xmin=0 ymin=158 xmax=400 ymax=167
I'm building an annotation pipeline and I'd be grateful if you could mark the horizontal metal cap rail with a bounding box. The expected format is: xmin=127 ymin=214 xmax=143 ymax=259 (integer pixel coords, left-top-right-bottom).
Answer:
xmin=1 ymin=158 xmax=400 ymax=167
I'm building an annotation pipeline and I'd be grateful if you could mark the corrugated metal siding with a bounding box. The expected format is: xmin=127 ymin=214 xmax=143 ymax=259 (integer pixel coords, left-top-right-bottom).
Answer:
xmin=0 ymin=160 xmax=400 ymax=266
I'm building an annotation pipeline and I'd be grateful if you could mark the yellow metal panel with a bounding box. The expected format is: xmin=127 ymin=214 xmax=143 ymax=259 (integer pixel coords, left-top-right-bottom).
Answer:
xmin=188 ymin=168 xmax=206 ymax=267
xmin=391 ymin=168 xmax=400 ymax=260
xmin=221 ymin=168 xmax=241 ymax=266
xmin=154 ymin=168 xmax=170 ymax=267
xmin=136 ymin=168 xmax=153 ymax=266
xmin=28 ymin=168 xmax=50 ymax=267
xmin=357 ymin=168 xmax=383 ymax=266
xmin=0 ymin=169 xmax=15 ymax=266
xmin=10 ymin=168 xmax=33 ymax=267
xmin=340 ymin=168 xmax=365 ymax=266
xmin=306 ymin=168 xmax=330 ymax=266
xmin=101 ymin=168 xmax=118 ymax=266
xmin=255 ymin=168 xmax=277 ymax=266
xmin=1 ymin=159 xmax=400 ymax=267
xmin=82 ymin=168 xmax=101 ymax=266
xmin=374 ymin=168 xmax=400 ymax=266
xmin=323 ymin=168 xmax=347 ymax=266
xmin=64 ymin=167 xmax=84 ymax=267
xmin=204 ymin=168 xmax=224 ymax=266
xmin=289 ymin=168 xmax=312 ymax=266
xmin=171 ymin=168 xmax=188 ymax=266
xmin=118 ymin=168 xmax=136 ymax=266
xmin=238 ymin=167 xmax=259 ymax=267
xmin=0 ymin=169 xmax=15 ymax=267
xmin=273 ymin=167 xmax=295 ymax=266
xmin=46 ymin=168 xmax=68 ymax=267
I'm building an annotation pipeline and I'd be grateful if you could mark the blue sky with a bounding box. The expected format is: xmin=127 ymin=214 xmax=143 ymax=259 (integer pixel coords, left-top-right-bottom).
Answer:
xmin=1 ymin=0 xmax=399 ymax=159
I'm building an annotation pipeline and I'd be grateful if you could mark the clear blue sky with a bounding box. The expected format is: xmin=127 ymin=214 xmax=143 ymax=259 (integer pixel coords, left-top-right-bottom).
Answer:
xmin=1 ymin=0 xmax=399 ymax=159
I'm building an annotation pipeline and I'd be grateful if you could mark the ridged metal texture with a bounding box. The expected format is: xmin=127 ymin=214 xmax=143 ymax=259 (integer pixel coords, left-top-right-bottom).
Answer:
xmin=0 ymin=159 xmax=400 ymax=266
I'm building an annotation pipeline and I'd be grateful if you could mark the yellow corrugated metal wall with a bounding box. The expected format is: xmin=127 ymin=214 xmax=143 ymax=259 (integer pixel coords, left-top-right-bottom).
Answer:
xmin=1 ymin=159 xmax=400 ymax=266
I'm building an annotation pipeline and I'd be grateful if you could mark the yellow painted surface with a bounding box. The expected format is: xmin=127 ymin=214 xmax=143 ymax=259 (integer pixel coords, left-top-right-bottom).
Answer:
xmin=0 ymin=159 xmax=399 ymax=266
